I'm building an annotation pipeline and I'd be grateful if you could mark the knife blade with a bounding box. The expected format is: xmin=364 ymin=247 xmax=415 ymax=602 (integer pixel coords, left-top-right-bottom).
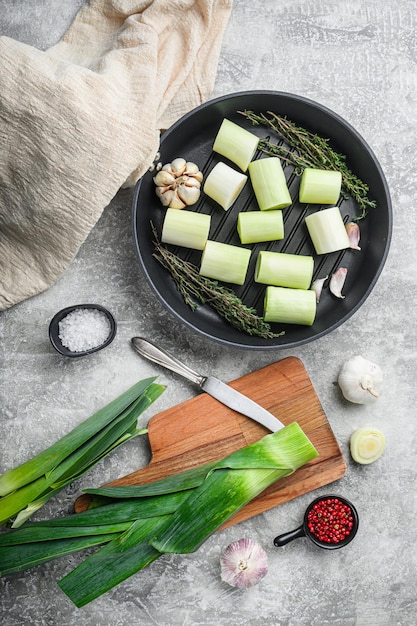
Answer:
xmin=131 ymin=336 xmax=284 ymax=432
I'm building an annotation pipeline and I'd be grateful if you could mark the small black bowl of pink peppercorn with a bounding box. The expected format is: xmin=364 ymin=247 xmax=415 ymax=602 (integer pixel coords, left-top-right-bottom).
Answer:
xmin=274 ymin=495 xmax=359 ymax=550
xmin=49 ymin=304 xmax=117 ymax=358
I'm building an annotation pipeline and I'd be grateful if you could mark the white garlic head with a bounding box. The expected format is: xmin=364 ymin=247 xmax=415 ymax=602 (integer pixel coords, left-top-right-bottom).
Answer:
xmin=338 ymin=355 xmax=383 ymax=404
xmin=153 ymin=157 xmax=203 ymax=209
xmin=220 ymin=538 xmax=268 ymax=588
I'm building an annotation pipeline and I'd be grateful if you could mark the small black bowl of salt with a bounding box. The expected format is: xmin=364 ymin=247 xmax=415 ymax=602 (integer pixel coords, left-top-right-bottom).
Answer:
xmin=49 ymin=304 xmax=117 ymax=357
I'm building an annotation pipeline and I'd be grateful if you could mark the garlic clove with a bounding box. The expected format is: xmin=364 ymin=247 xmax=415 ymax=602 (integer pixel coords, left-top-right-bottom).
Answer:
xmin=170 ymin=157 xmax=187 ymax=176
xmin=153 ymin=170 xmax=176 ymax=187
xmin=185 ymin=161 xmax=200 ymax=174
xmin=168 ymin=190 xmax=186 ymax=209
xmin=346 ymin=222 xmax=361 ymax=250
xmin=220 ymin=538 xmax=268 ymax=588
xmin=338 ymin=355 xmax=383 ymax=404
xmin=177 ymin=185 xmax=201 ymax=205
xmin=311 ymin=275 xmax=328 ymax=303
xmin=155 ymin=187 xmax=175 ymax=207
xmin=181 ymin=175 xmax=201 ymax=189
xmin=330 ymin=267 xmax=347 ymax=299
xmin=185 ymin=163 xmax=204 ymax=182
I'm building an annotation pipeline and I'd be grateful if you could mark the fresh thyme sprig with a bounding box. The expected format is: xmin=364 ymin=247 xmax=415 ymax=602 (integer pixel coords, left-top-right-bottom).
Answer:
xmin=152 ymin=227 xmax=283 ymax=340
xmin=239 ymin=110 xmax=376 ymax=219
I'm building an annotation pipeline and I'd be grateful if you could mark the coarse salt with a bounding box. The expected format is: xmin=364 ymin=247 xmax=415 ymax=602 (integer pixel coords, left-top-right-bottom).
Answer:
xmin=58 ymin=308 xmax=111 ymax=353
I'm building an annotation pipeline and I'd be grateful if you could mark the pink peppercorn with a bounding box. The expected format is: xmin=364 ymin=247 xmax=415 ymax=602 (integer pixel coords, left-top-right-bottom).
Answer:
xmin=307 ymin=497 xmax=354 ymax=544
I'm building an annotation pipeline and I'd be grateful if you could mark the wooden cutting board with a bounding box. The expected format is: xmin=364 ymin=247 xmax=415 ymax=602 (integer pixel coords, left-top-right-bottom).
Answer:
xmin=75 ymin=357 xmax=346 ymax=527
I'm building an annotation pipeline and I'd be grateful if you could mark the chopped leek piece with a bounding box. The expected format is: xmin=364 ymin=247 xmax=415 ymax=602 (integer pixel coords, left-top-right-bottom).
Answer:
xmin=299 ymin=168 xmax=342 ymax=204
xmin=248 ymin=157 xmax=292 ymax=211
xmin=237 ymin=210 xmax=284 ymax=244
xmin=350 ymin=428 xmax=386 ymax=465
xmin=255 ymin=251 xmax=314 ymax=290
xmin=263 ymin=286 xmax=316 ymax=326
xmin=305 ymin=206 xmax=350 ymax=255
xmin=200 ymin=240 xmax=251 ymax=285
xmin=212 ymin=118 xmax=259 ymax=172
xmin=203 ymin=162 xmax=248 ymax=210
xmin=161 ymin=207 xmax=210 ymax=250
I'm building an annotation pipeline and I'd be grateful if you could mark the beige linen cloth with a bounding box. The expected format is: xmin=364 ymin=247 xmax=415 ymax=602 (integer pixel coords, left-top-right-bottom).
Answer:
xmin=0 ymin=0 xmax=232 ymax=310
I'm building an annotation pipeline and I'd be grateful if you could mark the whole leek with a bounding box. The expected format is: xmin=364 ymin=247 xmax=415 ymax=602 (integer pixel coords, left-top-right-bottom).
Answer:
xmin=0 ymin=378 xmax=165 ymax=527
xmin=0 ymin=422 xmax=318 ymax=607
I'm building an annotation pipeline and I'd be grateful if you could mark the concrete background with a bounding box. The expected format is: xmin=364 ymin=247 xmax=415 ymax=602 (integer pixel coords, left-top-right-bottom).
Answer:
xmin=1 ymin=1 xmax=416 ymax=624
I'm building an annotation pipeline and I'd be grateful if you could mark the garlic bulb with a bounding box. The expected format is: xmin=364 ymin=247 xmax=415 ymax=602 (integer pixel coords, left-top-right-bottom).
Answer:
xmin=154 ymin=157 xmax=203 ymax=209
xmin=220 ymin=538 xmax=268 ymax=588
xmin=338 ymin=355 xmax=383 ymax=404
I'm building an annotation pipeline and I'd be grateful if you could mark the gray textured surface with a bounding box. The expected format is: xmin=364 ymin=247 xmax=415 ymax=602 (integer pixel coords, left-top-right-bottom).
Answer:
xmin=0 ymin=1 xmax=416 ymax=624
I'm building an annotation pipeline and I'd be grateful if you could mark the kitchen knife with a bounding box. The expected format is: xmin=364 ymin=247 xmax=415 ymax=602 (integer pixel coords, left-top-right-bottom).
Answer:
xmin=131 ymin=336 xmax=284 ymax=432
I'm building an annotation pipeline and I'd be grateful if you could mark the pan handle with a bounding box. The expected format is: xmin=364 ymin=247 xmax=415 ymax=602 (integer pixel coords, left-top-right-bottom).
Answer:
xmin=273 ymin=525 xmax=306 ymax=547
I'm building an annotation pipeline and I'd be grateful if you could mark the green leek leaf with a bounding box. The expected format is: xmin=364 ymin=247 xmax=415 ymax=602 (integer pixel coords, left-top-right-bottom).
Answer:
xmin=57 ymin=517 xmax=167 ymax=608
xmin=0 ymin=523 xmax=132 ymax=545
xmin=0 ymin=377 xmax=157 ymax=497
xmin=0 ymin=534 xmax=117 ymax=576
xmin=0 ymin=379 xmax=165 ymax=527
xmin=83 ymin=461 xmax=220 ymax=499
xmin=0 ymin=492 xmax=188 ymax=541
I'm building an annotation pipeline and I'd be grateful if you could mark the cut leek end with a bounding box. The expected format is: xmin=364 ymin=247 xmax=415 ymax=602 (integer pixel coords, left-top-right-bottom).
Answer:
xmin=299 ymin=168 xmax=342 ymax=204
xmin=161 ymin=207 xmax=210 ymax=250
xmin=237 ymin=210 xmax=284 ymax=244
xmin=203 ymin=162 xmax=248 ymax=211
xmin=212 ymin=119 xmax=259 ymax=172
xmin=263 ymin=287 xmax=316 ymax=326
xmin=350 ymin=428 xmax=386 ymax=465
xmin=305 ymin=206 xmax=350 ymax=255
xmin=259 ymin=199 xmax=292 ymax=211
xmin=200 ymin=240 xmax=251 ymax=285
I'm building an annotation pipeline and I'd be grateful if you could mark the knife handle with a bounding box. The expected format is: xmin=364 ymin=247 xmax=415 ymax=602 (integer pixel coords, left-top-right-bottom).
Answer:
xmin=131 ymin=337 xmax=205 ymax=386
